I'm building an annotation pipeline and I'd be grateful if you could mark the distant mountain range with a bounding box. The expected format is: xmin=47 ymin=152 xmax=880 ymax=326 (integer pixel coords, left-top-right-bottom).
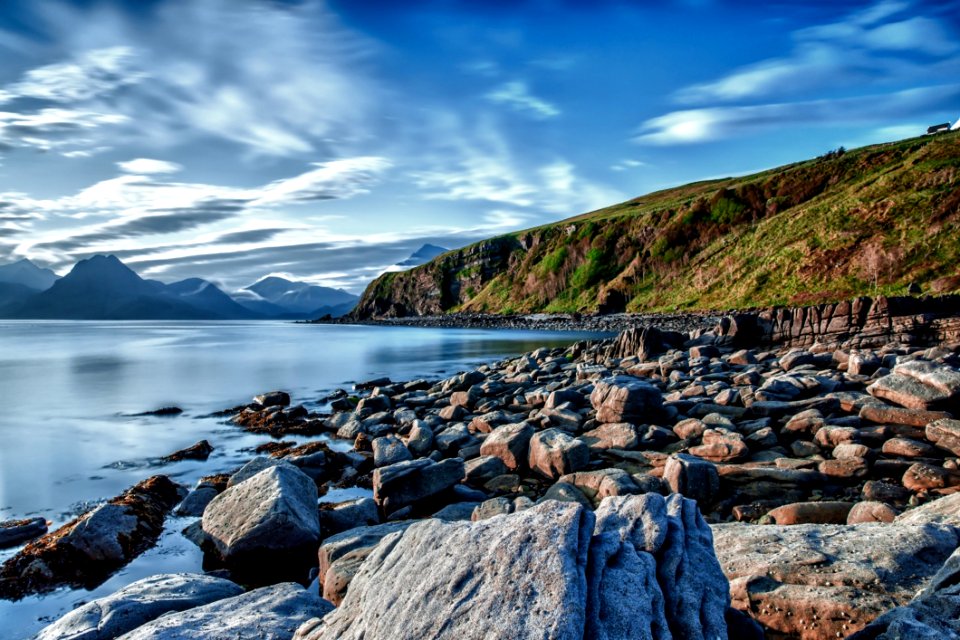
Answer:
xmin=0 ymin=243 xmax=446 ymax=320
xmin=0 ymin=255 xmax=360 ymax=320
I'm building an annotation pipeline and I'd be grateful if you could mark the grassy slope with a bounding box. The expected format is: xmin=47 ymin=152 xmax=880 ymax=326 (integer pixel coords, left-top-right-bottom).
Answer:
xmin=361 ymin=131 xmax=960 ymax=316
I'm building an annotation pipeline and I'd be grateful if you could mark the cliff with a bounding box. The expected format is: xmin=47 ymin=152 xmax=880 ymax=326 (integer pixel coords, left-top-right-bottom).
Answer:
xmin=353 ymin=130 xmax=960 ymax=319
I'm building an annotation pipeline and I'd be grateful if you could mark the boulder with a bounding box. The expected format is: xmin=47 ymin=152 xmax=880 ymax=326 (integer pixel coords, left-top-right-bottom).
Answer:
xmin=859 ymin=404 xmax=952 ymax=427
xmin=558 ymin=468 xmax=640 ymax=504
xmin=372 ymin=458 xmax=464 ymax=515
xmin=298 ymin=495 xmax=729 ymax=640
xmin=253 ymin=391 xmax=291 ymax=407
xmin=882 ymin=437 xmax=935 ymax=458
xmin=405 ymin=421 xmax=434 ymax=457
xmin=479 ymin=422 xmax=534 ymax=471
xmin=902 ymin=462 xmax=960 ymax=492
xmin=714 ymin=521 xmax=960 ymax=639
xmin=766 ymin=501 xmax=853 ymax=525
xmin=847 ymin=501 xmax=898 ymax=524
xmin=0 ymin=517 xmax=47 ymax=548
xmin=580 ymin=422 xmax=641 ymax=450
xmin=0 ymin=476 xmax=183 ymax=599
xmin=119 ymin=582 xmax=332 ymax=640
xmin=34 ymin=573 xmax=243 ymax=640
xmin=528 ymin=428 xmax=590 ymax=479
xmin=161 ymin=440 xmax=213 ymax=463
xmin=587 ymin=494 xmax=729 ymax=640
xmin=201 ymin=465 xmax=320 ymax=581
xmin=301 ymin=500 xmax=592 ymax=640
xmin=926 ymin=418 xmax=960 ymax=456
xmin=590 ymin=375 xmax=663 ymax=424
xmin=663 ymin=453 xmax=719 ymax=504
xmin=319 ymin=498 xmax=379 ymax=537
xmin=688 ymin=429 xmax=749 ymax=463
xmin=868 ymin=374 xmax=955 ymax=411
xmin=371 ymin=435 xmax=413 ymax=467
xmin=317 ymin=522 xmax=412 ymax=586
xmin=463 ymin=455 xmax=509 ymax=485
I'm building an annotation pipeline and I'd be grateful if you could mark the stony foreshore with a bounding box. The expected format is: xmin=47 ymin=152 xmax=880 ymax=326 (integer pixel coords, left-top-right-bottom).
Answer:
xmin=312 ymin=310 xmax=721 ymax=334
xmin=7 ymin=297 xmax=960 ymax=639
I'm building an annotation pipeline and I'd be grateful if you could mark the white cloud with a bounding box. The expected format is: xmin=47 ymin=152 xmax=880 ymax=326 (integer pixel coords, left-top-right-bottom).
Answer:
xmin=0 ymin=108 xmax=128 ymax=152
xmin=117 ymin=158 xmax=183 ymax=175
xmin=252 ymin=157 xmax=391 ymax=206
xmin=610 ymin=159 xmax=648 ymax=172
xmin=675 ymin=1 xmax=960 ymax=106
xmin=0 ymin=0 xmax=381 ymax=158
xmin=0 ymin=46 xmax=144 ymax=105
xmin=635 ymin=85 xmax=960 ymax=145
xmin=485 ymin=81 xmax=561 ymax=119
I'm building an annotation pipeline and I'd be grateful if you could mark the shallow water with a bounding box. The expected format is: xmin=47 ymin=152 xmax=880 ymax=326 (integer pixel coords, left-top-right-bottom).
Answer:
xmin=0 ymin=320 xmax=604 ymax=638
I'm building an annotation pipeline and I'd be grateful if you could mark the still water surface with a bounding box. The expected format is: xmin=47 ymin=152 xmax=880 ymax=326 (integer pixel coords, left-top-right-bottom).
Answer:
xmin=0 ymin=320 xmax=603 ymax=638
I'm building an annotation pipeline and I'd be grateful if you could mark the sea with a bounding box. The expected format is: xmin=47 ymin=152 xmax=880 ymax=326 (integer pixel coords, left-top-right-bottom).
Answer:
xmin=0 ymin=320 xmax=605 ymax=638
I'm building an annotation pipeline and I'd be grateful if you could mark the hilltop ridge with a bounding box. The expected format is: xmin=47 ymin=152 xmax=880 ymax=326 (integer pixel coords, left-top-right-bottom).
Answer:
xmin=353 ymin=131 xmax=960 ymax=319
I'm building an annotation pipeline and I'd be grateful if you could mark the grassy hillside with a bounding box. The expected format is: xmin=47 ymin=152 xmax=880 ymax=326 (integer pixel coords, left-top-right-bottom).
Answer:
xmin=353 ymin=131 xmax=960 ymax=318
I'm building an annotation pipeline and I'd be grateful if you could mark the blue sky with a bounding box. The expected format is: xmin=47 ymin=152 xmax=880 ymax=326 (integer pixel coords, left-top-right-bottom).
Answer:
xmin=0 ymin=0 xmax=958 ymax=292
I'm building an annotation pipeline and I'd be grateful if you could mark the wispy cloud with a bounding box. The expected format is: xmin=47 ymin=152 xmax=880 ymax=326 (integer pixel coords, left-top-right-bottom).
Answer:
xmin=639 ymin=0 xmax=960 ymax=145
xmin=485 ymin=81 xmax=560 ymax=119
xmin=117 ymin=158 xmax=183 ymax=175
xmin=0 ymin=0 xmax=382 ymax=158
xmin=636 ymin=84 xmax=960 ymax=145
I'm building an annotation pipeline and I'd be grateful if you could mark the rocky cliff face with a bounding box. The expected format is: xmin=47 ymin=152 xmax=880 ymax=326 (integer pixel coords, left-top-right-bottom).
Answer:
xmin=352 ymin=237 xmax=523 ymax=318
xmin=718 ymin=295 xmax=960 ymax=350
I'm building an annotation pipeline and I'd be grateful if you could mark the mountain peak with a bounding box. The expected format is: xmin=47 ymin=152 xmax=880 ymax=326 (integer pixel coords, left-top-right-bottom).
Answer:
xmin=0 ymin=257 xmax=60 ymax=291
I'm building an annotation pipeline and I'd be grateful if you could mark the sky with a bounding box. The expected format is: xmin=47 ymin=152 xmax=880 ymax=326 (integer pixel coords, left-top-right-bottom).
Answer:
xmin=0 ymin=0 xmax=958 ymax=294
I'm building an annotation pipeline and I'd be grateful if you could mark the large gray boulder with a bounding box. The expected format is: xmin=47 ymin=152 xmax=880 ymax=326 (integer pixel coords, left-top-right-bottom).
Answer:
xmin=590 ymin=375 xmax=663 ymax=423
xmin=372 ymin=457 xmax=464 ymax=515
xmin=713 ymin=521 xmax=960 ymax=638
xmin=298 ymin=500 xmax=592 ymax=640
xmin=117 ymin=582 xmax=332 ymax=640
xmin=201 ymin=464 xmax=320 ymax=579
xmin=588 ymin=494 xmax=729 ymax=640
xmin=35 ymin=573 xmax=242 ymax=640
xmin=297 ymin=495 xmax=729 ymax=640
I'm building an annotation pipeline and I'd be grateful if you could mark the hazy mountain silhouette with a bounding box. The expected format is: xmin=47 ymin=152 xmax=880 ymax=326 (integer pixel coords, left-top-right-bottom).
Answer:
xmin=0 ymin=258 xmax=59 ymax=291
xmin=243 ymin=276 xmax=358 ymax=316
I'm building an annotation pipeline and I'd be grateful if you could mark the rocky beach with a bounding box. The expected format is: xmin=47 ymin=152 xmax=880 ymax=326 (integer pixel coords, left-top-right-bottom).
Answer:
xmin=0 ymin=295 xmax=959 ymax=638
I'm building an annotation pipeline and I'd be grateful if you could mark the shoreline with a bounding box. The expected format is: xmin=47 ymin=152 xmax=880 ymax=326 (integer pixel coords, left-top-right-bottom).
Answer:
xmin=7 ymin=310 xmax=960 ymax=638
xmin=311 ymin=310 xmax=721 ymax=334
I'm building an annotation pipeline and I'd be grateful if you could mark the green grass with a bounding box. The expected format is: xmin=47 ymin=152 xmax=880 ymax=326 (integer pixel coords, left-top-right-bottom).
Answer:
xmin=354 ymin=131 xmax=960 ymax=317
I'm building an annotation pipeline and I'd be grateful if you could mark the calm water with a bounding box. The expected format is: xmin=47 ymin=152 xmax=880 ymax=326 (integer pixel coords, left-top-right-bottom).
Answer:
xmin=0 ymin=320 xmax=603 ymax=638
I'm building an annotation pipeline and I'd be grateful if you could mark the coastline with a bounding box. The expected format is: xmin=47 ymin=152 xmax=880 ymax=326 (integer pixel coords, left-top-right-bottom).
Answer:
xmin=7 ymin=306 xmax=960 ymax=638
xmin=310 ymin=310 xmax=721 ymax=334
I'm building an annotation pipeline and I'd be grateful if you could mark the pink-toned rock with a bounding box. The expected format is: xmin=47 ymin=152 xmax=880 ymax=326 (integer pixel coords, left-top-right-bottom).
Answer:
xmin=688 ymin=429 xmax=749 ymax=463
xmin=818 ymin=457 xmax=869 ymax=480
xmin=881 ymin=437 xmax=935 ymax=458
xmin=832 ymin=443 xmax=871 ymax=460
xmin=926 ymin=418 xmax=960 ymax=456
xmin=589 ymin=376 xmax=662 ymax=424
xmin=766 ymin=501 xmax=853 ymax=525
xmin=527 ymin=428 xmax=590 ymax=479
xmin=814 ymin=426 xmax=858 ymax=448
xmin=672 ymin=418 xmax=707 ymax=440
xmin=479 ymin=423 xmax=534 ymax=471
xmin=859 ymin=404 xmax=952 ymax=427
xmin=846 ymin=501 xmax=898 ymax=524
xmin=782 ymin=410 xmax=825 ymax=437
xmin=903 ymin=463 xmax=960 ymax=492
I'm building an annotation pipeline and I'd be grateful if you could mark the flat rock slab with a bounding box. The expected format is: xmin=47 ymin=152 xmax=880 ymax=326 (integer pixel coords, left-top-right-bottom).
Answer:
xmin=896 ymin=492 xmax=960 ymax=527
xmin=118 ymin=582 xmax=331 ymax=640
xmin=372 ymin=457 xmax=464 ymax=515
xmin=0 ymin=517 xmax=47 ymax=548
xmin=713 ymin=522 xmax=960 ymax=639
xmin=35 ymin=573 xmax=242 ymax=640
